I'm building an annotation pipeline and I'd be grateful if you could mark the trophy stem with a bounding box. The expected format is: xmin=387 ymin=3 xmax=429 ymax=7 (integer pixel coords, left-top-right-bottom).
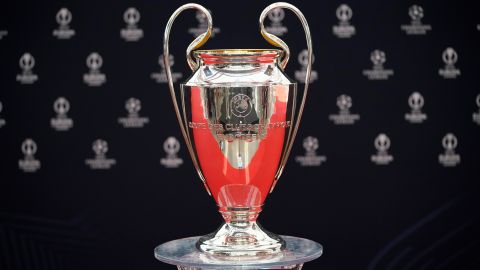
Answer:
xmin=196 ymin=207 xmax=285 ymax=257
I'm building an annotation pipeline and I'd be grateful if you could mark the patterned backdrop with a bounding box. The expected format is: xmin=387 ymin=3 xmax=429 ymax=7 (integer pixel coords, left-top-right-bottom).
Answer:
xmin=1 ymin=0 xmax=479 ymax=269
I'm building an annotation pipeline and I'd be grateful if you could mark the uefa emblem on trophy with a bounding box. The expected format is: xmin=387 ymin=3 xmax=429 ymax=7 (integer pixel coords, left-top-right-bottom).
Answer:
xmin=155 ymin=3 xmax=322 ymax=269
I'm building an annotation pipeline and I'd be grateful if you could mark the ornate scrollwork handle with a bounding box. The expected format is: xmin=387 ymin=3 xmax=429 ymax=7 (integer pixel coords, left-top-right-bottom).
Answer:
xmin=259 ymin=3 xmax=313 ymax=192
xmin=163 ymin=3 xmax=213 ymax=195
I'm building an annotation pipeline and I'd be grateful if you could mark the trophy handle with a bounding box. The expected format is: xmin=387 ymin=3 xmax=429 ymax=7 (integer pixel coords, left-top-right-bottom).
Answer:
xmin=259 ymin=2 xmax=313 ymax=192
xmin=163 ymin=3 xmax=213 ymax=195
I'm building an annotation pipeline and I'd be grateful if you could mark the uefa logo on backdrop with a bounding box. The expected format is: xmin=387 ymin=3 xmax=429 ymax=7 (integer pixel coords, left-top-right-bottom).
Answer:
xmin=19 ymin=138 xmax=41 ymax=172
xmin=363 ymin=50 xmax=394 ymax=80
xmin=188 ymin=10 xmax=220 ymax=38
xmin=160 ymin=137 xmax=183 ymax=168
xmin=118 ymin=97 xmax=150 ymax=128
xmin=83 ymin=52 xmax=106 ymax=86
xmin=439 ymin=47 xmax=460 ymax=79
xmin=151 ymin=54 xmax=183 ymax=83
xmin=371 ymin=133 xmax=393 ymax=165
xmin=0 ymin=101 xmax=6 ymax=128
xmin=332 ymin=4 xmax=356 ymax=38
xmin=120 ymin=7 xmax=144 ymax=42
xmin=0 ymin=28 xmax=7 ymax=40
xmin=438 ymin=133 xmax=460 ymax=167
xmin=295 ymin=136 xmax=327 ymax=167
xmin=329 ymin=94 xmax=360 ymax=125
xmin=294 ymin=49 xmax=318 ymax=83
xmin=405 ymin=92 xmax=427 ymax=124
xmin=16 ymin=53 xmax=38 ymax=84
xmin=53 ymin=7 xmax=75 ymax=39
xmin=50 ymin=97 xmax=74 ymax=131
xmin=265 ymin=7 xmax=288 ymax=36
xmin=472 ymin=94 xmax=480 ymax=125
xmin=401 ymin=5 xmax=431 ymax=35
xmin=85 ymin=139 xmax=116 ymax=169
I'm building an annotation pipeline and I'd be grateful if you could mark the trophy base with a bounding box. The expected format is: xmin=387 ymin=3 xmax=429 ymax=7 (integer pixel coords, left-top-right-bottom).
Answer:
xmin=154 ymin=235 xmax=322 ymax=270
xmin=197 ymin=222 xmax=285 ymax=256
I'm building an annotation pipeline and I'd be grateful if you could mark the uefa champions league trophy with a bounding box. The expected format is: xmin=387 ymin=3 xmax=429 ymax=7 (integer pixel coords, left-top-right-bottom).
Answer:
xmin=155 ymin=2 xmax=322 ymax=269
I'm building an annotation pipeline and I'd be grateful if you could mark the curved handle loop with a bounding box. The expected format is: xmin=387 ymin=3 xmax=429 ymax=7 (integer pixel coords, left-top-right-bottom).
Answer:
xmin=260 ymin=3 xmax=313 ymax=192
xmin=163 ymin=3 xmax=213 ymax=195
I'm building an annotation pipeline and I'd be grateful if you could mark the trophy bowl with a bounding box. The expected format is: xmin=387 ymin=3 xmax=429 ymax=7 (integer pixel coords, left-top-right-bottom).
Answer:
xmin=156 ymin=2 xmax=321 ymax=267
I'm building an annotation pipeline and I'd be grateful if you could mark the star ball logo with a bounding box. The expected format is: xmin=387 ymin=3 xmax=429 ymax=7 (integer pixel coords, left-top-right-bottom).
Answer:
xmin=53 ymin=7 xmax=75 ymax=39
xmin=472 ymin=94 xmax=480 ymax=125
xmin=401 ymin=5 xmax=431 ymax=35
xmin=371 ymin=133 xmax=393 ymax=165
xmin=19 ymin=138 xmax=41 ymax=172
xmin=120 ymin=7 xmax=143 ymax=41
xmin=405 ymin=92 xmax=427 ymax=124
xmin=118 ymin=97 xmax=150 ymax=128
xmin=363 ymin=50 xmax=394 ymax=80
xmin=160 ymin=137 xmax=183 ymax=168
xmin=332 ymin=4 xmax=356 ymax=38
xmin=439 ymin=47 xmax=460 ymax=79
xmin=295 ymin=136 xmax=327 ymax=167
xmin=328 ymin=94 xmax=360 ymax=125
xmin=438 ymin=133 xmax=460 ymax=167
xmin=50 ymin=97 xmax=74 ymax=131
xmin=16 ymin=52 xmax=38 ymax=84
xmin=265 ymin=7 xmax=287 ymax=36
xmin=85 ymin=139 xmax=116 ymax=169
xmin=188 ymin=10 xmax=220 ymax=38
xmin=0 ymin=101 xmax=5 ymax=128
xmin=83 ymin=52 xmax=106 ymax=86
xmin=294 ymin=49 xmax=318 ymax=83
xmin=151 ymin=54 xmax=182 ymax=83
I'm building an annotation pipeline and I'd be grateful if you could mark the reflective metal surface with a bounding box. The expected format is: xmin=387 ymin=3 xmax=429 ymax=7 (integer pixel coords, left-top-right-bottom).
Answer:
xmin=162 ymin=1 xmax=314 ymax=258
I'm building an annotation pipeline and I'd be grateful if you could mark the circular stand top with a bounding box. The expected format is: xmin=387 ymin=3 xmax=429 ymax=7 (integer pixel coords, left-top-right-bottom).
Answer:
xmin=154 ymin=235 xmax=322 ymax=269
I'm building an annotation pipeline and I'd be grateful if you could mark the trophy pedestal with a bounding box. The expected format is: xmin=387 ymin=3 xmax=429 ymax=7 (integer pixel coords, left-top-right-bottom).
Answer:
xmin=154 ymin=235 xmax=322 ymax=270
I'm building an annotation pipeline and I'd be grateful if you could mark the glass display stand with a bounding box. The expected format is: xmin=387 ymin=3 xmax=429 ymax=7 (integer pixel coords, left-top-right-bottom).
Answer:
xmin=154 ymin=235 xmax=322 ymax=270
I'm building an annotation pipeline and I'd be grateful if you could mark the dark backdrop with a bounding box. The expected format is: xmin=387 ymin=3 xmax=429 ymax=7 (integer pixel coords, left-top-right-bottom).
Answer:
xmin=0 ymin=0 xmax=479 ymax=269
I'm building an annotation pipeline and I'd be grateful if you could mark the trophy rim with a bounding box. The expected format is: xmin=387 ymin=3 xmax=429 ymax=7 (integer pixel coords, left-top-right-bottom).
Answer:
xmin=194 ymin=49 xmax=283 ymax=58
